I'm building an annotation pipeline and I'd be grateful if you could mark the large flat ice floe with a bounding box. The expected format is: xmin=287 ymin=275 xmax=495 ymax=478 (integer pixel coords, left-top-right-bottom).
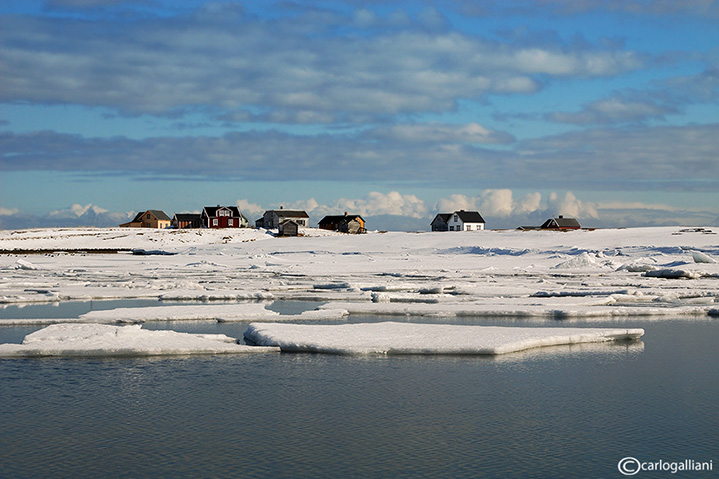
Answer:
xmin=244 ymin=322 xmax=644 ymax=355
xmin=0 ymin=323 xmax=279 ymax=358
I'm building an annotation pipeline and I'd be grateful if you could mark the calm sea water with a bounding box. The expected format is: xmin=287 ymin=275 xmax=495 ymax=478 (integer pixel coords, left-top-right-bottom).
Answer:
xmin=1 ymin=302 xmax=718 ymax=478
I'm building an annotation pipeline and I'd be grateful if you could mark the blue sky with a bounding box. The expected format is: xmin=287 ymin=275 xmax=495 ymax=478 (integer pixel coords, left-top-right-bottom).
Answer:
xmin=1 ymin=0 xmax=718 ymax=230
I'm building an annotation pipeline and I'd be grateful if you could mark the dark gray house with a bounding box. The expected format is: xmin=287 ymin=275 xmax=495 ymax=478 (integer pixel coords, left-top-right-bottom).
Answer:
xmin=431 ymin=213 xmax=452 ymax=231
xmin=278 ymin=219 xmax=299 ymax=237
xmin=540 ymin=216 xmax=581 ymax=230
xmin=171 ymin=213 xmax=202 ymax=229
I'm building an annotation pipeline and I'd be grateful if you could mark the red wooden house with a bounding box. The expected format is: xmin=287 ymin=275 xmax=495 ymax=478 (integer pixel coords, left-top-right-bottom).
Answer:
xmin=201 ymin=206 xmax=249 ymax=228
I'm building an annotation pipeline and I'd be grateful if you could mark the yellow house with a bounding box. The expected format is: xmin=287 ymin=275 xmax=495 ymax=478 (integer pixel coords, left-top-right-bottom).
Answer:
xmin=120 ymin=210 xmax=172 ymax=228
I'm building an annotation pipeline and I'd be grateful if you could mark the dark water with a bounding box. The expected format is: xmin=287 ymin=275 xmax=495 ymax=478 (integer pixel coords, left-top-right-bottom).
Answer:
xmin=0 ymin=304 xmax=718 ymax=478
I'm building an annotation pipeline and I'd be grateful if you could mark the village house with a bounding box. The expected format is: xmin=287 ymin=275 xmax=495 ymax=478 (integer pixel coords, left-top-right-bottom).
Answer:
xmin=431 ymin=210 xmax=485 ymax=231
xmin=540 ymin=216 xmax=581 ymax=230
xmin=171 ymin=213 xmax=202 ymax=229
xmin=318 ymin=213 xmax=366 ymax=234
xmin=120 ymin=210 xmax=171 ymax=229
xmin=519 ymin=215 xmax=582 ymax=231
xmin=256 ymin=207 xmax=309 ymax=229
xmin=201 ymin=206 xmax=249 ymax=229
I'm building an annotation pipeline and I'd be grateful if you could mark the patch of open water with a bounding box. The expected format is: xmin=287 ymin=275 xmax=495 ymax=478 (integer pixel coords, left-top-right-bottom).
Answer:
xmin=0 ymin=300 xmax=717 ymax=478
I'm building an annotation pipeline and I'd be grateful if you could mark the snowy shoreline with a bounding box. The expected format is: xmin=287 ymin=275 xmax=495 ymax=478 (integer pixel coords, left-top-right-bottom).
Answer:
xmin=0 ymin=226 xmax=716 ymax=357
xmin=2 ymin=226 xmax=718 ymax=318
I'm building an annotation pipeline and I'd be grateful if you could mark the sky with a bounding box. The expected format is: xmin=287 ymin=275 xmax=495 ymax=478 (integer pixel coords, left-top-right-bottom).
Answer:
xmin=1 ymin=0 xmax=718 ymax=230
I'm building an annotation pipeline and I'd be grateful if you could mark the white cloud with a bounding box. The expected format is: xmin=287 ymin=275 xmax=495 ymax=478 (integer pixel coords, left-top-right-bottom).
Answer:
xmin=243 ymin=191 xmax=430 ymax=221
xmin=435 ymin=190 xmax=599 ymax=228
xmin=235 ymin=199 xmax=264 ymax=219
xmin=48 ymin=203 xmax=109 ymax=218
xmin=365 ymin=122 xmax=515 ymax=144
xmin=547 ymin=191 xmax=599 ymax=219
xmin=0 ymin=6 xmax=646 ymax=121
xmin=0 ymin=207 xmax=20 ymax=216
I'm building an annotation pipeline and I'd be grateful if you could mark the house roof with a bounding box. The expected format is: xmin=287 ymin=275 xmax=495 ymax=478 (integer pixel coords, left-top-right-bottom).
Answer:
xmin=132 ymin=210 xmax=171 ymax=222
xmin=269 ymin=210 xmax=309 ymax=218
xmin=203 ymin=206 xmax=245 ymax=218
xmin=432 ymin=213 xmax=452 ymax=223
xmin=173 ymin=213 xmax=201 ymax=221
xmin=454 ymin=210 xmax=485 ymax=223
xmin=319 ymin=214 xmax=364 ymax=225
xmin=541 ymin=216 xmax=581 ymax=229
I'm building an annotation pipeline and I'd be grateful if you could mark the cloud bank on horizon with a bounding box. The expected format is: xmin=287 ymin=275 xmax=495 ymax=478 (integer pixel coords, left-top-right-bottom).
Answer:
xmin=1 ymin=0 xmax=718 ymax=229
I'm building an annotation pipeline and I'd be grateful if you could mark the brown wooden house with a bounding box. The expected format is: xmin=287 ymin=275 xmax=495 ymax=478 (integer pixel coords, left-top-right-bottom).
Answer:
xmin=318 ymin=213 xmax=366 ymax=234
xmin=120 ymin=210 xmax=171 ymax=229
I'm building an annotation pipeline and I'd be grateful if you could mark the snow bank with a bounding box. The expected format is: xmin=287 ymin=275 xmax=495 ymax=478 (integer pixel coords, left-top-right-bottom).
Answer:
xmin=0 ymin=323 xmax=279 ymax=358
xmin=244 ymin=322 xmax=644 ymax=355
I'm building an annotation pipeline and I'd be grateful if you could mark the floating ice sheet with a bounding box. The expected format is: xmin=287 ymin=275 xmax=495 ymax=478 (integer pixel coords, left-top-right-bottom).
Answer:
xmin=244 ymin=322 xmax=644 ymax=355
xmin=0 ymin=323 xmax=279 ymax=358
xmin=0 ymin=303 xmax=349 ymax=325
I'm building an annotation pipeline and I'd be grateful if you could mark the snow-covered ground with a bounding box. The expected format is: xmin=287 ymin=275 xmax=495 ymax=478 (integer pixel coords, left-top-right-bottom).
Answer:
xmin=0 ymin=226 xmax=717 ymax=356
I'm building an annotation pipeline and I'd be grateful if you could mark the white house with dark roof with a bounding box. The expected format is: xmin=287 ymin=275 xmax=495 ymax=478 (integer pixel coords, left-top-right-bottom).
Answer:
xmin=432 ymin=210 xmax=485 ymax=231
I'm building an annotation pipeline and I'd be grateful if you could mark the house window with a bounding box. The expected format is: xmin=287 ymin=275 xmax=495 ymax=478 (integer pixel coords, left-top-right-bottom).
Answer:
xmin=450 ymin=226 xmax=454 ymax=231
xmin=146 ymin=214 xmax=151 ymax=219
xmin=228 ymin=219 xmax=233 ymax=226
xmin=467 ymin=225 xmax=472 ymax=231
xmin=213 ymin=219 xmax=218 ymax=226
xmin=454 ymin=214 xmax=458 ymax=222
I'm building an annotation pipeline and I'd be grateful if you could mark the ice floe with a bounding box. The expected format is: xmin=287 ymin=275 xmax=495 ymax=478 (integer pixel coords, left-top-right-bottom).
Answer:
xmin=0 ymin=323 xmax=279 ymax=358
xmin=0 ymin=303 xmax=349 ymax=325
xmin=244 ymin=322 xmax=644 ymax=355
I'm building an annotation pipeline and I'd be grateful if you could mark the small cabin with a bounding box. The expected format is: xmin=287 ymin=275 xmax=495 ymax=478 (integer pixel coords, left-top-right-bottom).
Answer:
xmin=278 ymin=219 xmax=299 ymax=237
